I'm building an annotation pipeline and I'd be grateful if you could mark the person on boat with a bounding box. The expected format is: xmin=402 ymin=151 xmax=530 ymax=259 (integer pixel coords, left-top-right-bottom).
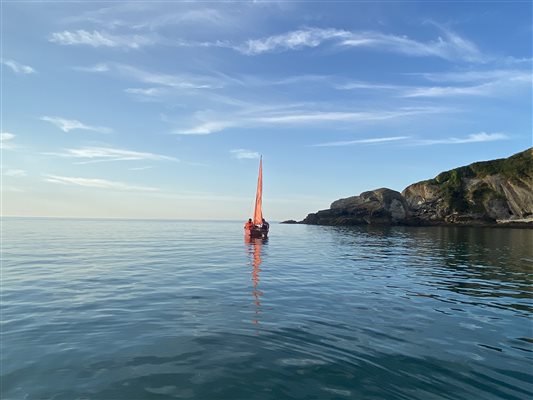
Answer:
xmin=244 ymin=218 xmax=254 ymax=231
xmin=261 ymin=218 xmax=269 ymax=232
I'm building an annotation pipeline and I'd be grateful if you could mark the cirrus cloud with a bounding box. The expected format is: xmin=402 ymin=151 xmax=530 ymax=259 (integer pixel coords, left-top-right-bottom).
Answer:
xmin=231 ymin=149 xmax=260 ymax=159
xmin=40 ymin=116 xmax=113 ymax=134
xmin=44 ymin=175 xmax=159 ymax=192
xmin=2 ymin=58 xmax=36 ymax=74
xmin=311 ymin=136 xmax=410 ymax=147
xmin=230 ymin=26 xmax=484 ymax=62
xmin=174 ymin=106 xmax=445 ymax=135
xmin=79 ymin=62 xmax=223 ymax=90
xmin=43 ymin=146 xmax=177 ymax=164
xmin=414 ymin=132 xmax=509 ymax=145
xmin=1 ymin=132 xmax=17 ymax=149
xmin=49 ymin=30 xmax=155 ymax=49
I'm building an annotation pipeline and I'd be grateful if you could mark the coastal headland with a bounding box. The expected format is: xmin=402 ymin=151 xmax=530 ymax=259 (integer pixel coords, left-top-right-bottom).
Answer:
xmin=285 ymin=148 xmax=533 ymax=227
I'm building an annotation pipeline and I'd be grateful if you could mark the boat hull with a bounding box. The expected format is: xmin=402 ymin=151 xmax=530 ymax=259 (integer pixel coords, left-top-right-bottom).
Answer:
xmin=247 ymin=227 xmax=268 ymax=239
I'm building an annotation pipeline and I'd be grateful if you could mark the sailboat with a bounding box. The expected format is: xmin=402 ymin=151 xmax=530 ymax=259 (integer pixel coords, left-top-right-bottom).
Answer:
xmin=246 ymin=157 xmax=269 ymax=239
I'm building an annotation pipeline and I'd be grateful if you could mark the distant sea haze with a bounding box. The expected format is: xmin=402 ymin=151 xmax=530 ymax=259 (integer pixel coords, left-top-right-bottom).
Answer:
xmin=3 ymin=218 xmax=532 ymax=399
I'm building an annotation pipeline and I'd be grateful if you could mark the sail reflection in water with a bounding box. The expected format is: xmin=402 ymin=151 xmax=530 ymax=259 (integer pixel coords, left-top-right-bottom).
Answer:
xmin=245 ymin=236 xmax=267 ymax=325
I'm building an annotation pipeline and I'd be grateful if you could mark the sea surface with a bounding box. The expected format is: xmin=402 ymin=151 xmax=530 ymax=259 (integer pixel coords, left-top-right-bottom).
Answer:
xmin=2 ymin=218 xmax=533 ymax=400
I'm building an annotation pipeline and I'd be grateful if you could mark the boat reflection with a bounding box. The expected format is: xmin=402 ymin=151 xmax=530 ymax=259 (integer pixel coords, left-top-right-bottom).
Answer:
xmin=245 ymin=236 xmax=267 ymax=325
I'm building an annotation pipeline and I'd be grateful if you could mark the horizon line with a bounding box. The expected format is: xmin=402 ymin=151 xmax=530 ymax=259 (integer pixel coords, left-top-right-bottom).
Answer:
xmin=1 ymin=215 xmax=285 ymax=222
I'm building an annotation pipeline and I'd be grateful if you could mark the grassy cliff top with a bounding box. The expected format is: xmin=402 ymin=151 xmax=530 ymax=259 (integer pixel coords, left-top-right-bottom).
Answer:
xmin=431 ymin=148 xmax=533 ymax=185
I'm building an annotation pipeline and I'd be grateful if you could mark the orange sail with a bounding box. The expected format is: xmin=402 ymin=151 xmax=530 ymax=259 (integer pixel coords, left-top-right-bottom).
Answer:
xmin=253 ymin=157 xmax=263 ymax=225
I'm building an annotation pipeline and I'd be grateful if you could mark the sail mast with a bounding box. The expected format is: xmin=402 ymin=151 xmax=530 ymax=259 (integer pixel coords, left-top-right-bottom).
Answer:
xmin=253 ymin=156 xmax=263 ymax=225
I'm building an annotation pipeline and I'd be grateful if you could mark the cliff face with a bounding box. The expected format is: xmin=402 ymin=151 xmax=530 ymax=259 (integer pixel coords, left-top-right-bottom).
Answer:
xmin=303 ymin=188 xmax=409 ymax=225
xmin=301 ymin=148 xmax=533 ymax=226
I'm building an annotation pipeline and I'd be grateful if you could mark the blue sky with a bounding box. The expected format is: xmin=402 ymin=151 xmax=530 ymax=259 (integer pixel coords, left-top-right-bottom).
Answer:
xmin=2 ymin=1 xmax=532 ymax=220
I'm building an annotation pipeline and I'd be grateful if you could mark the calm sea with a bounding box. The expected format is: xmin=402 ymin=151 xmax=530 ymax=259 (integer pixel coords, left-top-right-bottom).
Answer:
xmin=2 ymin=218 xmax=532 ymax=399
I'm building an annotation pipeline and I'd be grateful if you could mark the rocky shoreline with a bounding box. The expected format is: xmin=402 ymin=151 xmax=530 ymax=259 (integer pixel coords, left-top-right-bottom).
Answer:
xmin=283 ymin=148 xmax=533 ymax=228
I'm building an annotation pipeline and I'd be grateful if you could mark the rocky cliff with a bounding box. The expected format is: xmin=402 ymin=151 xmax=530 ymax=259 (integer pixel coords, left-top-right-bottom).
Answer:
xmin=300 ymin=148 xmax=532 ymax=226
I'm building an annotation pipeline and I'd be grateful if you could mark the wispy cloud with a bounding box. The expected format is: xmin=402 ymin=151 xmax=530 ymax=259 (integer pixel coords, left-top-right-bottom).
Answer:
xmin=417 ymin=68 xmax=532 ymax=98
xmin=313 ymin=132 xmax=509 ymax=147
xmin=44 ymin=175 xmax=158 ymax=191
xmin=236 ymin=28 xmax=348 ymax=55
xmin=402 ymin=84 xmax=491 ymax=98
xmin=255 ymin=110 xmax=421 ymax=124
xmin=175 ymin=121 xmax=237 ymax=135
xmin=174 ymin=107 xmax=444 ymax=135
xmin=74 ymin=63 xmax=110 ymax=73
xmin=132 ymin=9 xmax=229 ymax=30
xmin=416 ymin=69 xmax=531 ymax=83
xmin=3 ymin=169 xmax=27 ymax=177
xmin=415 ymin=132 xmax=509 ymax=145
xmin=311 ymin=136 xmax=410 ymax=147
xmin=117 ymin=64 xmax=220 ymax=89
xmin=80 ymin=63 xmax=222 ymax=90
xmin=41 ymin=116 xmax=113 ymax=134
xmin=501 ymin=56 xmax=533 ymax=66
xmin=231 ymin=27 xmax=484 ymax=62
xmin=2 ymin=58 xmax=36 ymax=74
xmin=335 ymin=81 xmax=401 ymax=91
xmin=341 ymin=28 xmax=483 ymax=62
xmin=63 ymin=2 xmax=235 ymax=31
xmin=340 ymin=70 xmax=532 ymax=98
xmin=44 ymin=146 xmax=177 ymax=163
xmin=129 ymin=166 xmax=154 ymax=171
xmin=49 ymin=30 xmax=155 ymax=49
xmin=337 ymin=79 xmax=489 ymax=98
xmin=1 ymin=132 xmax=16 ymax=149
xmin=231 ymin=149 xmax=260 ymax=159
xmin=62 ymin=2 xmax=151 ymax=24
xmin=125 ymin=87 xmax=167 ymax=96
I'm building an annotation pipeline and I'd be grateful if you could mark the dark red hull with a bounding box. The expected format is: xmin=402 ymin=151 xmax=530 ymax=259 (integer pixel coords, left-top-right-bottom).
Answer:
xmin=247 ymin=227 xmax=268 ymax=239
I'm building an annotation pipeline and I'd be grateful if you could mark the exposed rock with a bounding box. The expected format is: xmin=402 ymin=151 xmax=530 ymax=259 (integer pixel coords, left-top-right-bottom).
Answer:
xmin=300 ymin=148 xmax=533 ymax=227
xmin=302 ymin=188 xmax=410 ymax=225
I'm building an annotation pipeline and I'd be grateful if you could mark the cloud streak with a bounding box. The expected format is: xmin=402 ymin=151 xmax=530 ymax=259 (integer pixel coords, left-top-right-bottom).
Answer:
xmin=80 ymin=63 xmax=223 ymax=90
xmin=313 ymin=133 xmax=509 ymax=147
xmin=402 ymin=84 xmax=491 ymax=98
xmin=41 ymin=116 xmax=113 ymax=133
xmin=311 ymin=136 xmax=410 ymax=147
xmin=414 ymin=132 xmax=509 ymax=145
xmin=44 ymin=175 xmax=159 ymax=191
xmin=174 ymin=107 xmax=445 ymax=135
xmin=44 ymin=146 xmax=177 ymax=163
xmin=340 ymin=70 xmax=532 ymax=98
xmin=49 ymin=30 xmax=154 ymax=49
xmin=231 ymin=27 xmax=484 ymax=62
xmin=415 ymin=69 xmax=532 ymax=83
xmin=132 ymin=9 xmax=230 ymax=30
xmin=1 ymin=132 xmax=17 ymax=149
xmin=2 ymin=59 xmax=36 ymax=74
xmin=174 ymin=121 xmax=237 ymax=135
xmin=236 ymin=28 xmax=348 ymax=55
xmin=231 ymin=149 xmax=260 ymax=159
xmin=125 ymin=87 xmax=167 ymax=96
xmin=74 ymin=63 xmax=110 ymax=73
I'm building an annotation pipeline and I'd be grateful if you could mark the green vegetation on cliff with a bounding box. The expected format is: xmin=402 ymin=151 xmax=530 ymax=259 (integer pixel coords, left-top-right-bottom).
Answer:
xmin=469 ymin=148 xmax=533 ymax=179
xmin=300 ymin=148 xmax=532 ymax=226
xmin=428 ymin=149 xmax=532 ymax=213
xmin=433 ymin=148 xmax=532 ymax=184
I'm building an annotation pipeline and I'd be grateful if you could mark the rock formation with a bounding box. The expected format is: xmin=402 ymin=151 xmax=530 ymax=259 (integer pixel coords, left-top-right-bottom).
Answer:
xmin=299 ymin=148 xmax=532 ymax=226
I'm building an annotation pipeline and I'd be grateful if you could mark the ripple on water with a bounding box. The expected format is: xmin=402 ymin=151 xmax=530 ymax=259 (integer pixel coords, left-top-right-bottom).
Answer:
xmin=2 ymin=219 xmax=532 ymax=399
